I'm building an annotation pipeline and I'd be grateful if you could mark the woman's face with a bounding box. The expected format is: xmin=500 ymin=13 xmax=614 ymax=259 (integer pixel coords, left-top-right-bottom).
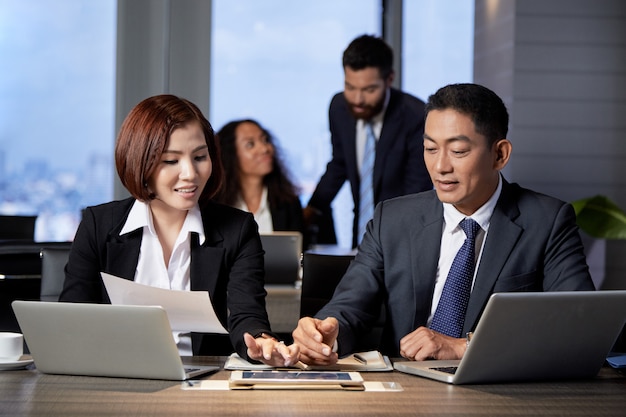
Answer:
xmin=147 ymin=122 xmax=212 ymax=214
xmin=234 ymin=122 xmax=274 ymax=179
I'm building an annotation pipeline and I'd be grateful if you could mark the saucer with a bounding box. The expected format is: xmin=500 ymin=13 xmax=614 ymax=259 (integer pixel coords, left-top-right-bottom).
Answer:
xmin=0 ymin=356 xmax=34 ymax=371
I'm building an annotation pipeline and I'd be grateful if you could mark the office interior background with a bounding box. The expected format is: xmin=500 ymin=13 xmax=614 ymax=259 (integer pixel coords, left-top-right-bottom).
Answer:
xmin=1 ymin=0 xmax=625 ymax=288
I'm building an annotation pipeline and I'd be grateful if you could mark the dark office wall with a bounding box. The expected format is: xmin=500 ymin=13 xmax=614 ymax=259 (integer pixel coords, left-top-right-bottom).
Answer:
xmin=114 ymin=0 xmax=212 ymax=201
xmin=474 ymin=0 xmax=626 ymax=289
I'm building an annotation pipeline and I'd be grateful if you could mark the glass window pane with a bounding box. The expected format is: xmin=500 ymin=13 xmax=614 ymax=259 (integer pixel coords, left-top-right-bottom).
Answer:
xmin=211 ymin=0 xmax=378 ymax=248
xmin=402 ymin=0 xmax=474 ymax=99
xmin=0 ymin=0 xmax=117 ymax=241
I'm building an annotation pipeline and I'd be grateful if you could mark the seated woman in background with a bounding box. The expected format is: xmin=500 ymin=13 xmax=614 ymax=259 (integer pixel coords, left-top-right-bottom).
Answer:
xmin=215 ymin=119 xmax=309 ymax=246
xmin=59 ymin=95 xmax=298 ymax=366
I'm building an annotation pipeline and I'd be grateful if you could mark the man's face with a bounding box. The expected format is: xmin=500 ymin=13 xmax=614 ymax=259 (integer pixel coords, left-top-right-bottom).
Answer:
xmin=343 ymin=66 xmax=392 ymax=120
xmin=423 ymin=109 xmax=508 ymax=215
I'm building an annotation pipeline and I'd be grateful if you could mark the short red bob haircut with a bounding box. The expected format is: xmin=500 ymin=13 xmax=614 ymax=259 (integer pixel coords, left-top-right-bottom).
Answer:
xmin=115 ymin=94 xmax=223 ymax=206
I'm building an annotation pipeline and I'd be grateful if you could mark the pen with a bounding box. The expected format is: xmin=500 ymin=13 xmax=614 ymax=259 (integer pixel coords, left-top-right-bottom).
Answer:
xmin=353 ymin=353 xmax=368 ymax=365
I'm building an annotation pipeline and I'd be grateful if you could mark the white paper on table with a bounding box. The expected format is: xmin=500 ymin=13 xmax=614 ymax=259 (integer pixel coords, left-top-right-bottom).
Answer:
xmin=101 ymin=272 xmax=228 ymax=334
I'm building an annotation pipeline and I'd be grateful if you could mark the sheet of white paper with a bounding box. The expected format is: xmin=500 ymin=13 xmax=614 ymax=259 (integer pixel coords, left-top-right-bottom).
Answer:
xmin=101 ymin=272 xmax=228 ymax=334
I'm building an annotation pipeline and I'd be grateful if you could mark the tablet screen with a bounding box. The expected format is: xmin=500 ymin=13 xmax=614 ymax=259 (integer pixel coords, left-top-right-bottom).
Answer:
xmin=230 ymin=370 xmax=364 ymax=386
xmin=242 ymin=371 xmax=353 ymax=381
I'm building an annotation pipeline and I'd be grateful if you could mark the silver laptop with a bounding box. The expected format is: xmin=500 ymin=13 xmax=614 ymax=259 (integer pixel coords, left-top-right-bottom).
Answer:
xmin=394 ymin=290 xmax=626 ymax=384
xmin=12 ymin=301 xmax=219 ymax=380
xmin=260 ymin=232 xmax=302 ymax=285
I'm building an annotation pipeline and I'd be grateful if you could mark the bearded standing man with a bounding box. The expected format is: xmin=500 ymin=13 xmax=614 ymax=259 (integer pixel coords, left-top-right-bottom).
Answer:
xmin=305 ymin=34 xmax=432 ymax=248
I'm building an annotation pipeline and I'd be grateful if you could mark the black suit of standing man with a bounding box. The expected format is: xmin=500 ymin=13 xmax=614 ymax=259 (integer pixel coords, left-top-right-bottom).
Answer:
xmin=305 ymin=35 xmax=432 ymax=248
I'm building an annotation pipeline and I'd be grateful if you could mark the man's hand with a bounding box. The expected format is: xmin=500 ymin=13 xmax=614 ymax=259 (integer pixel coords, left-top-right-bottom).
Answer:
xmin=292 ymin=317 xmax=339 ymax=365
xmin=244 ymin=333 xmax=299 ymax=367
xmin=399 ymin=326 xmax=466 ymax=361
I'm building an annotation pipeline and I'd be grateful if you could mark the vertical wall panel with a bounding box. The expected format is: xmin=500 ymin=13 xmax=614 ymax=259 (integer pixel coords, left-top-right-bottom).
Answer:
xmin=114 ymin=0 xmax=212 ymax=200
xmin=474 ymin=0 xmax=626 ymax=289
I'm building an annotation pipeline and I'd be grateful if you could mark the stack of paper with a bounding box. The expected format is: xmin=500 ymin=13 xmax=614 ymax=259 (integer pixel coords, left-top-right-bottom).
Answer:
xmin=224 ymin=350 xmax=393 ymax=372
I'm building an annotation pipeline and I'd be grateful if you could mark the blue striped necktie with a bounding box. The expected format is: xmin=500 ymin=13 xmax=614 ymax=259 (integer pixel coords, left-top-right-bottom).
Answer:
xmin=430 ymin=218 xmax=481 ymax=338
xmin=358 ymin=122 xmax=376 ymax=244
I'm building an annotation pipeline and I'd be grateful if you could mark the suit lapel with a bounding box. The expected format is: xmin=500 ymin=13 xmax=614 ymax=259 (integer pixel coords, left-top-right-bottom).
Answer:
xmin=106 ymin=233 xmax=141 ymax=279
xmin=189 ymin=232 xmax=223 ymax=293
xmin=373 ymin=89 xmax=402 ymax=199
xmin=410 ymin=194 xmax=444 ymax=328
xmin=105 ymin=204 xmax=142 ymax=280
xmin=190 ymin=209 xmax=228 ymax=314
xmin=339 ymin=104 xmax=359 ymax=191
xmin=463 ymin=182 xmax=522 ymax=333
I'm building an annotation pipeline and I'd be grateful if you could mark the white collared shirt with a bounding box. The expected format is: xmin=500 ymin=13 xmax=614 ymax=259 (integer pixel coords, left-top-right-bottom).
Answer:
xmin=234 ymin=186 xmax=274 ymax=233
xmin=119 ymin=200 xmax=206 ymax=355
xmin=427 ymin=176 xmax=503 ymax=325
xmin=356 ymin=88 xmax=390 ymax=173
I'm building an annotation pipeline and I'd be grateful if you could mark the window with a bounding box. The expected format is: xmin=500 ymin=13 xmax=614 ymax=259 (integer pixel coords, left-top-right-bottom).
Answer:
xmin=0 ymin=0 xmax=116 ymax=241
xmin=402 ymin=0 xmax=474 ymax=99
xmin=211 ymin=0 xmax=473 ymax=248
xmin=211 ymin=0 xmax=379 ymax=247
xmin=0 ymin=0 xmax=473 ymax=247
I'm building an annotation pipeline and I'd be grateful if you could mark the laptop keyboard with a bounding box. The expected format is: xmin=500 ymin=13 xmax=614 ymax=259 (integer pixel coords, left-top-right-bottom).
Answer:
xmin=431 ymin=366 xmax=458 ymax=375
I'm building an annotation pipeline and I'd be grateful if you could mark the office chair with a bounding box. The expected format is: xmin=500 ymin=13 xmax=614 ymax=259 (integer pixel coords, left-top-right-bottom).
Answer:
xmin=40 ymin=245 xmax=71 ymax=302
xmin=300 ymin=251 xmax=384 ymax=351
xmin=0 ymin=215 xmax=37 ymax=240
xmin=299 ymin=252 xmax=355 ymax=318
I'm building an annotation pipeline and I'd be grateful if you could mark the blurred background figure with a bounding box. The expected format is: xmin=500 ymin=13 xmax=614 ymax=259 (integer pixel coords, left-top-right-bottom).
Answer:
xmin=217 ymin=119 xmax=333 ymax=249
xmin=305 ymin=34 xmax=432 ymax=248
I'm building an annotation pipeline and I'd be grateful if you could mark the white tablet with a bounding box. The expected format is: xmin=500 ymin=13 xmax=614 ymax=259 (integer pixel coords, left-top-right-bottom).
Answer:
xmin=229 ymin=370 xmax=364 ymax=390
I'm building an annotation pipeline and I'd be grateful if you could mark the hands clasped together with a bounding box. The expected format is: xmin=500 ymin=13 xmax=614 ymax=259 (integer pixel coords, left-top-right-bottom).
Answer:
xmin=290 ymin=317 xmax=467 ymax=365
xmin=244 ymin=317 xmax=467 ymax=367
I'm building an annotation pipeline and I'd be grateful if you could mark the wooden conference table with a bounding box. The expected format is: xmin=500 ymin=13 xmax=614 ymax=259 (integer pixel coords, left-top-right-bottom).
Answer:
xmin=1 ymin=356 xmax=625 ymax=417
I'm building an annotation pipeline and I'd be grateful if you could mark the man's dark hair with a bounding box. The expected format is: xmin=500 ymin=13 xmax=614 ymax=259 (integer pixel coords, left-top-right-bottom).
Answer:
xmin=342 ymin=34 xmax=393 ymax=79
xmin=425 ymin=83 xmax=509 ymax=146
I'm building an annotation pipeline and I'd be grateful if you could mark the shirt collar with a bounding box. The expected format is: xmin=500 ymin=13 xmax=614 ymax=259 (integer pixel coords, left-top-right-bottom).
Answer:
xmin=442 ymin=175 xmax=503 ymax=233
xmin=234 ymin=186 xmax=268 ymax=214
xmin=372 ymin=87 xmax=391 ymax=125
xmin=120 ymin=199 xmax=206 ymax=244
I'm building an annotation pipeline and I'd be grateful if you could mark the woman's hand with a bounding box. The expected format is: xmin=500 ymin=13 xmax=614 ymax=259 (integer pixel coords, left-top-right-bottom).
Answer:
xmin=244 ymin=332 xmax=300 ymax=367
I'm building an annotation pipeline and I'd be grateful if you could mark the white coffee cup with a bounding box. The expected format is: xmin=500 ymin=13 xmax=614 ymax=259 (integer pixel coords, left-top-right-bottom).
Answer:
xmin=0 ymin=332 xmax=24 ymax=362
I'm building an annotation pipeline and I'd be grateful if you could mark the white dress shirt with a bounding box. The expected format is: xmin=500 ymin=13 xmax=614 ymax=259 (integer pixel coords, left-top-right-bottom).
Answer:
xmin=427 ymin=176 xmax=503 ymax=326
xmin=235 ymin=186 xmax=274 ymax=233
xmin=356 ymin=88 xmax=390 ymax=174
xmin=119 ymin=200 xmax=207 ymax=356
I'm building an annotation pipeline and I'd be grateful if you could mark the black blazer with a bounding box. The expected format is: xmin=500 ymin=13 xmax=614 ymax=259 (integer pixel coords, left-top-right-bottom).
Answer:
xmin=59 ymin=198 xmax=275 ymax=359
xmin=317 ymin=180 xmax=595 ymax=357
xmin=308 ymin=88 xmax=432 ymax=247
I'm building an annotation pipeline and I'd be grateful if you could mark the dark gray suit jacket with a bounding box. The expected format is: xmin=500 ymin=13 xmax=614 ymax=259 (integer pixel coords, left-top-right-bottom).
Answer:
xmin=308 ymin=88 xmax=432 ymax=247
xmin=59 ymin=198 xmax=274 ymax=359
xmin=316 ymin=180 xmax=594 ymax=357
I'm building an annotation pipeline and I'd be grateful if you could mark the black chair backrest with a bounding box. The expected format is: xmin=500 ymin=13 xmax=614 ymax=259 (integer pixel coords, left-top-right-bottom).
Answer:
xmin=299 ymin=252 xmax=355 ymax=319
xmin=40 ymin=245 xmax=71 ymax=302
xmin=0 ymin=215 xmax=37 ymax=240
xmin=300 ymin=249 xmax=386 ymax=351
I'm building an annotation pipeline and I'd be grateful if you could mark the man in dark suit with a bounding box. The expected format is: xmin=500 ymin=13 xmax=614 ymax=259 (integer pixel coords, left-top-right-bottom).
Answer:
xmin=305 ymin=35 xmax=432 ymax=248
xmin=293 ymin=83 xmax=594 ymax=364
